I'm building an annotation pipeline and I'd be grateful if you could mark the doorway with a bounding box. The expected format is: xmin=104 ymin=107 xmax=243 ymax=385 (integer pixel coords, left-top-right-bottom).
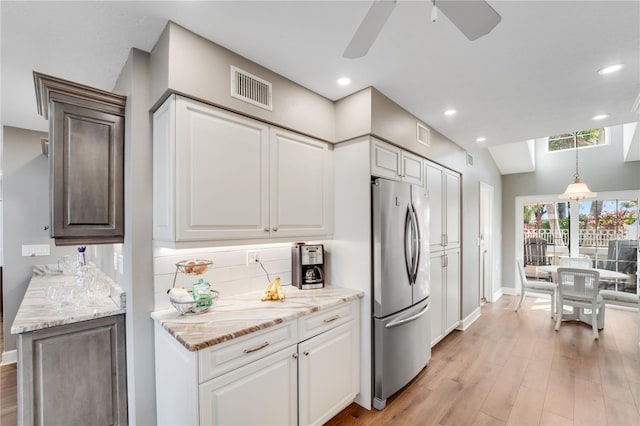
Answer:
xmin=479 ymin=182 xmax=494 ymax=302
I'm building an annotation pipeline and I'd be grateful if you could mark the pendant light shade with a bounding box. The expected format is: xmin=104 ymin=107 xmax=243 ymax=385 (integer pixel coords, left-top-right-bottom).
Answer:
xmin=559 ymin=132 xmax=597 ymax=200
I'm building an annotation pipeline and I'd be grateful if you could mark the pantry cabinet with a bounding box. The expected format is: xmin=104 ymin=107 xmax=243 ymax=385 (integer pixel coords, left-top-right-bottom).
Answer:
xmin=153 ymin=94 xmax=332 ymax=246
xmin=429 ymin=248 xmax=461 ymax=347
xmin=425 ymin=161 xmax=460 ymax=250
xmin=370 ymin=138 xmax=424 ymax=186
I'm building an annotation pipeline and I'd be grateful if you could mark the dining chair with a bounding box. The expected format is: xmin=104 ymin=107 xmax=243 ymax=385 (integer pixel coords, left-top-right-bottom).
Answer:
xmin=515 ymin=260 xmax=556 ymax=319
xmin=555 ymin=267 xmax=604 ymax=339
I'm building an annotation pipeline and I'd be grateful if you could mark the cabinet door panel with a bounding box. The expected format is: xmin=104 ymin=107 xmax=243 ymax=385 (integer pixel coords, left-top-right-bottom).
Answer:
xmin=51 ymin=102 xmax=124 ymax=239
xmin=270 ymin=128 xmax=332 ymax=237
xmin=425 ymin=162 xmax=444 ymax=249
xmin=199 ymin=347 xmax=297 ymax=426
xmin=401 ymin=151 xmax=424 ymax=186
xmin=298 ymin=322 xmax=359 ymax=426
xmin=175 ymin=99 xmax=270 ymax=240
xmin=445 ymin=248 xmax=461 ymax=333
xmin=445 ymin=171 xmax=461 ymax=247
xmin=429 ymin=254 xmax=444 ymax=347
xmin=371 ymin=139 xmax=401 ymax=180
xmin=18 ymin=315 xmax=127 ymax=426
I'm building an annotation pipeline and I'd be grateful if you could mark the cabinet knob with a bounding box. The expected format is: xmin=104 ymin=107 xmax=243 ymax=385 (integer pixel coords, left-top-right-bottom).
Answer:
xmin=272 ymin=227 xmax=278 ymax=232
xmin=263 ymin=227 xmax=270 ymax=232
xmin=292 ymin=353 xmax=299 ymax=359
xmin=303 ymin=350 xmax=310 ymax=356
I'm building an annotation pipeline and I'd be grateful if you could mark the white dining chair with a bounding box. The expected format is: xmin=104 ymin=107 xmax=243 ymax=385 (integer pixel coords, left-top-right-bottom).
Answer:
xmin=515 ymin=260 xmax=556 ymax=319
xmin=555 ymin=267 xmax=604 ymax=339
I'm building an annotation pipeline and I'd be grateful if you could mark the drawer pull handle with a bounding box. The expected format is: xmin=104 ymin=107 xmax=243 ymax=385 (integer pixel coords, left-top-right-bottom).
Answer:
xmin=323 ymin=315 xmax=340 ymax=323
xmin=244 ymin=342 xmax=270 ymax=354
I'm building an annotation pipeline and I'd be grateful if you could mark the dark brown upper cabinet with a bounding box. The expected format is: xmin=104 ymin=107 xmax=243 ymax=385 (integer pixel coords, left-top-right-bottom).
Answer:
xmin=34 ymin=72 xmax=126 ymax=246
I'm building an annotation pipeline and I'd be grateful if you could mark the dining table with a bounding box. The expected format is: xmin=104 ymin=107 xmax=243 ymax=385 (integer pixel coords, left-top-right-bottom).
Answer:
xmin=537 ymin=265 xmax=629 ymax=289
xmin=536 ymin=264 xmax=629 ymax=330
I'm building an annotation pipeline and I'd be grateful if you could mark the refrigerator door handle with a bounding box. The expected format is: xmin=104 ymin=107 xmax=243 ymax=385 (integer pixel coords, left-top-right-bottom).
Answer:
xmin=410 ymin=203 xmax=421 ymax=283
xmin=404 ymin=206 xmax=413 ymax=285
xmin=385 ymin=303 xmax=430 ymax=328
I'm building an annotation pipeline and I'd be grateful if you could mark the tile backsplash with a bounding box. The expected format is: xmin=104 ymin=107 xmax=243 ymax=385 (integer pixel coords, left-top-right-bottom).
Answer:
xmin=153 ymin=243 xmax=296 ymax=311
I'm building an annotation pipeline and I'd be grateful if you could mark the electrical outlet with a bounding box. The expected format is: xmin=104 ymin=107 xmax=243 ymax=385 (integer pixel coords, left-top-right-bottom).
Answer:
xmin=246 ymin=250 xmax=261 ymax=265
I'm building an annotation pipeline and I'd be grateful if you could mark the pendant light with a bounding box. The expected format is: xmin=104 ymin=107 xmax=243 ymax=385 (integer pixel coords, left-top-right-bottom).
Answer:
xmin=559 ymin=132 xmax=597 ymax=200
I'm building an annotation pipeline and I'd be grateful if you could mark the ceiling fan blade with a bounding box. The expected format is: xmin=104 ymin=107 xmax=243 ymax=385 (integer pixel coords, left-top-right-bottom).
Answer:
xmin=437 ymin=0 xmax=501 ymax=41
xmin=343 ymin=0 xmax=397 ymax=59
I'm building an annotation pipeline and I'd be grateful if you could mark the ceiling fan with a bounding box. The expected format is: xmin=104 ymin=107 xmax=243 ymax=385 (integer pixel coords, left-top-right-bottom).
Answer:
xmin=343 ymin=0 xmax=502 ymax=59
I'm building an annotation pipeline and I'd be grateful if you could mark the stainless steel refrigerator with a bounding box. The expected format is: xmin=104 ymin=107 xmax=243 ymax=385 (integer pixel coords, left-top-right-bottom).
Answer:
xmin=372 ymin=177 xmax=431 ymax=410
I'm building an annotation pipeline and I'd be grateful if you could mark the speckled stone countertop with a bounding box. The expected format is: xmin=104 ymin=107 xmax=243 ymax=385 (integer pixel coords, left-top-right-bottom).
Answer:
xmin=11 ymin=266 xmax=126 ymax=334
xmin=151 ymin=286 xmax=363 ymax=352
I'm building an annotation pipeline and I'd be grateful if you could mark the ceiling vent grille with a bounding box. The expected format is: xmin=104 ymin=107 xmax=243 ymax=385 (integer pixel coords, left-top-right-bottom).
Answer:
xmin=417 ymin=123 xmax=430 ymax=147
xmin=230 ymin=66 xmax=273 ymax=111
xmin=466 ymin=152 xmax=474 ymax=166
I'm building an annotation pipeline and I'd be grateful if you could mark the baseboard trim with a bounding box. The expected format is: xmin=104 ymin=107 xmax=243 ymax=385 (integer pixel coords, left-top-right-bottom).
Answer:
xmin=457 ymin=306 xmax=481 ymax=331
xmin=1 ymin=349 xmax=17 ymax=365
xmin=501 ymin=287 xmax=517 ymax=296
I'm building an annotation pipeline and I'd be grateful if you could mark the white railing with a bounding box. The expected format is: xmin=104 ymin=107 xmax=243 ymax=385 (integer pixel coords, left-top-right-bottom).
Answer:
xmin=524 ymin=228 xmax=627 ymax=247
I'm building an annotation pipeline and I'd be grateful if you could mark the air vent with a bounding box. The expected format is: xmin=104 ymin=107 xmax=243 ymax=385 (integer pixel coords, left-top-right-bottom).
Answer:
xmin=230 ymin=66 xmax=273 ymax=111
xmin=417 ymin=123 xmax=430 ymax=147
xmin=632 ymin=91 xmax=640 ymax=113
xmin=466 ymin=152 xmax=474 ymax=166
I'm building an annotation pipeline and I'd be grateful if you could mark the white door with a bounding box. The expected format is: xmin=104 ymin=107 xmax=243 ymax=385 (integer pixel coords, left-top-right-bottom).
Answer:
xmin=199 ymin=346 xmax=297 ymax=426
xmin=270 ymin=128 xmax=332 ymax=238
xmin=175 ymin=98 xmax=270 ymax=241
xmin=479 ymin=182 xmax=494 ymax=302
xmin=444 ymin=248 xmax=461 ymax=334
xmin=425 ymin=162 xmax=444 ymax=250
xmin=429 ymin=253 xmax=444 ymax=347
xmin=445 ymin=170 xmax=461 ymax=248
xmin=298 ymin=322 xmax=359 ymax=426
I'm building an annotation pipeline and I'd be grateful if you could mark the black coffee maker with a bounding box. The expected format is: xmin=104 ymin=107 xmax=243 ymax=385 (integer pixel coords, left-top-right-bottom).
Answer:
xmin=292 ymin=243 xmax=324 ymax=289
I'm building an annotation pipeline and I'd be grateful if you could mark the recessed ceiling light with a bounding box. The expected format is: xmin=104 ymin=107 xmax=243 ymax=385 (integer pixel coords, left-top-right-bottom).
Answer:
xmin=476 ymin=137 xmax=486 ymax=142
xmin=592 ymin=114 xmax=608 ymax=120
xmin=337 ymin=77 xmax=351 ymax=86
xmin=597 ymin=64 xmax=623 ymax=75
xmin=444 ymin=109 xmax=457 ymax=116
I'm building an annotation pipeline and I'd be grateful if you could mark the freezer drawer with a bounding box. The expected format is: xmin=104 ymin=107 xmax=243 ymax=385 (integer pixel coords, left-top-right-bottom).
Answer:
xmin=373 ymin=298 xmax=431 ymax=410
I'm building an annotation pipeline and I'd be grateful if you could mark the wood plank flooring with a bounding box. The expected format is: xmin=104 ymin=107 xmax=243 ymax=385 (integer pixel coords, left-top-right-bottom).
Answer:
xmin=327 ymin=295 xmax=640 ymax=426
xmin=0 ymin=295 xmax=637 ymax=425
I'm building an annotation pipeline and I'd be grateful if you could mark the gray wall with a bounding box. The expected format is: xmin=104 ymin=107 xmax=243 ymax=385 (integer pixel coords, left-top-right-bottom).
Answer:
xmin=501 ymin=126 xmax=640 ymax=289
xmin=1 ymin=126 xmax=76 ymax=353
xmin=150 ymin=22 xmax=336 ymax=142
xmin=94 ymin=48 xmax=156 ymax=425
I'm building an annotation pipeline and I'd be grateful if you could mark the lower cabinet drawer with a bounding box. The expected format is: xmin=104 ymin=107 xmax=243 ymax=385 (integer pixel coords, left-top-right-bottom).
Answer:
xmin=199 ymin=321 xmax=297 ymax=383
xmin=298 ymin=301 xmax=356 ymax=342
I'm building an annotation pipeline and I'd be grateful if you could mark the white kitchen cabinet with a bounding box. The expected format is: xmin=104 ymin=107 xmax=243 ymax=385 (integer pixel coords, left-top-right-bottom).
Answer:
xmin=154 ymin=299 xmax=360 ymax=425
xmin=199 ymin=346 xmax=298 ymax=426
xmin=153 ymin=94 xmax=332 ymax=246
xmin=429 ymin=248 xmax=461 ymax=347
xmin=298 ymin=314 xmax=359 ymax=426
xmin=425 ymin=161 xmax=460 ymax=250
xmin=370 ymin=138 xmax=424 ymax=186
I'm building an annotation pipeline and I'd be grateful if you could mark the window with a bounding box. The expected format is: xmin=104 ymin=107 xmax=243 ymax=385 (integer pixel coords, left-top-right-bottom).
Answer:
xmin=547 ymin=128 xmax=605 ymax=152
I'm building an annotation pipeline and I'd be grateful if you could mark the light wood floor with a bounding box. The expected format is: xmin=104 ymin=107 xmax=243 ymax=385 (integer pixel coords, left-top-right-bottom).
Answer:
xmin=328 ymin=295 xmax=640 ymax=426
xmin=0 ymin=295 xmax=638 ymax=425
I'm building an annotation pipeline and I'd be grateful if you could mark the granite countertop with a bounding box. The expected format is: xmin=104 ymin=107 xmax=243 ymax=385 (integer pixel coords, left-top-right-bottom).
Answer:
xmin=11 ymin=266 xmax=126 ymax=334
xmin=151 ymin=286 xmax=363 ymax=352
